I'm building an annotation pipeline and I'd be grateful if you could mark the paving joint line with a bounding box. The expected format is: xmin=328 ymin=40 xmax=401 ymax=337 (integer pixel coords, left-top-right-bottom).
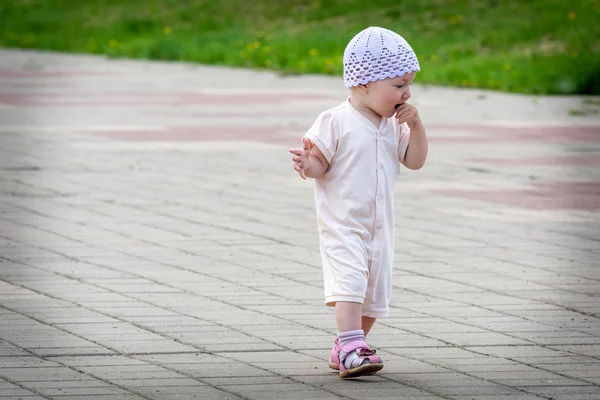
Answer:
xmin=0 ymin=303 xmax=259 ymax=400
xmin=0 ymin=337 xmax=156 ymax=400
xmin=392 ymin=268 xmax=600 ymax=320
xmin=0 ymin=271 xmax=353 ymax=399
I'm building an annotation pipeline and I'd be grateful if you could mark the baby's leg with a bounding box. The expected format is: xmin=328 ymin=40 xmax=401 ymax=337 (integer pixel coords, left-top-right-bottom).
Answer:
xmin=362 ymin=316 xmax=376 ymax=336
xmin=334 ymin=303 xmax=377 ymax=337
xmin=336 ymin=301 xmax=362 ymax=332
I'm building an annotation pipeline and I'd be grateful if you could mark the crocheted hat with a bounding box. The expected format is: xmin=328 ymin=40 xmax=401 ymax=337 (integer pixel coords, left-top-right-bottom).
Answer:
xmin=343 ymin=26 xmax=420 ymax=88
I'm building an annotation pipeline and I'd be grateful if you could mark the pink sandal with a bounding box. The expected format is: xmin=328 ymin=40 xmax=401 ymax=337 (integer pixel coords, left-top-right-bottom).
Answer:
xmin=335 ymin=339 xmax=384 ymax=378
xmin=328 ymin=337 xmax=341 ymax=370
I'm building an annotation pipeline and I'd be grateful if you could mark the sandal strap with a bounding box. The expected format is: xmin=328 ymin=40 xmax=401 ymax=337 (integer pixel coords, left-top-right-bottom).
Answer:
xmin=339 ymin=339 xmax=371 ymax=354
xmin=339 ymin=339 xmax=383 ymax=371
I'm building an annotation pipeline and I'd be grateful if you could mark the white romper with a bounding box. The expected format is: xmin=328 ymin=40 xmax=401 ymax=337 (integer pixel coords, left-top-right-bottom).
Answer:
xmin=304 ymin=99 xmax=410 ymax=318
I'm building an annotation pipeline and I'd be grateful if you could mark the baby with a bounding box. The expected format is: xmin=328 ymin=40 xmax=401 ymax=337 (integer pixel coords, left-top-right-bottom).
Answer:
xmin=289 ymin=26 xmax=428 ymax=378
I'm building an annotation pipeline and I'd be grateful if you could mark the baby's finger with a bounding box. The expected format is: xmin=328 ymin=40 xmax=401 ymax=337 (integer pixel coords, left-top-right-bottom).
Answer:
xmin=293 ymin=163 xmax=307 ymax=179
xmin=395 ymin=107 xmax=409 ymax=117
xmin=289 ymin=148 xmax=302 ymax=155
xmin=396 ymin=110 xmax=413 ymax=123
xmin=302 ymin=137 xmax=311 ymax=151
xmin=395 ymin=103 xmax=408 ymax=113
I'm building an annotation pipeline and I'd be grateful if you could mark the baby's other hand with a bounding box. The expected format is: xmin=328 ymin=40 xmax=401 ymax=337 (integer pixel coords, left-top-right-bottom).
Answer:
xmin=288 ymin=137 xmax=312 ymax=180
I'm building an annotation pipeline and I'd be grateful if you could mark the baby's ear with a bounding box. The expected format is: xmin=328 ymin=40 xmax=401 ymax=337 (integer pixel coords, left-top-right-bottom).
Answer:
xmin=355 ymin=83 xmax=368 ymax=94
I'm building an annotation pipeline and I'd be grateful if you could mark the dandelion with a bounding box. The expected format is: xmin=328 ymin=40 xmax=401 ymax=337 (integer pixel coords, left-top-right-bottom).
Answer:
xmin=163 ymin=26 xmax=172 ymax=35
xmin=246 ymin=42 xmax=261 ymax=52
xmin=568 ymin=12 xmax=576 ymax=20
xmin=309 ymin=48 xmax=318 ymax=57
xmin=449 ymin=15 xmax=463 ymax=24
xmin=430 ymin=54 xmax=437 ymax=62
xmin=109 ymin=39 xmax=118 ymax=47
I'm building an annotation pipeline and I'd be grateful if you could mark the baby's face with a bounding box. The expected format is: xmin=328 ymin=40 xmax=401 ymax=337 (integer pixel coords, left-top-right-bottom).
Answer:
xmin=366 ymin=71 xmax=416 ymax=118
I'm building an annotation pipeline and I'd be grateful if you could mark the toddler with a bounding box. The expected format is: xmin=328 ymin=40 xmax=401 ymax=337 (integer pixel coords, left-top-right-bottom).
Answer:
xmin=289 ymin=26 xmax=428 ymax=378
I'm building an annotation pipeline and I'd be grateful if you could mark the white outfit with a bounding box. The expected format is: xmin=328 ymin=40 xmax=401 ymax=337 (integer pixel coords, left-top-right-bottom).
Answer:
xmin=304 ymin=99 xmax=410 ymax=318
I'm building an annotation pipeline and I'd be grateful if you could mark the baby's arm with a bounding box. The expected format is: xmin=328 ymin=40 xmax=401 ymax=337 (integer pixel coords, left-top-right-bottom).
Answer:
xmin=289 ymin=138 xmax=329 ymax=179
xmin=396 ymin=104 xmax=428 ymax=170
xmin=403 ymin=118 xmax=428 ymax=170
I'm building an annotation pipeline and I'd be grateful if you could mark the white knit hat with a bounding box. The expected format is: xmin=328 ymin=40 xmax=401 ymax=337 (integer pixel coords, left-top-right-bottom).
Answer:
xmin=343 ymin=26 xmax=420 ymax=88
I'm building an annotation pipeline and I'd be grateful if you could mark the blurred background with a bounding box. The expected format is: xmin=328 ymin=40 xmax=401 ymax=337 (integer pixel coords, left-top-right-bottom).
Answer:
xmin=1 ymin=0 xmax=599 ymax=95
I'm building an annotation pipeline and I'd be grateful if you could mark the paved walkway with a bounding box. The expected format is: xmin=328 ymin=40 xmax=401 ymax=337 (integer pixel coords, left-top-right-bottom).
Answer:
xmin=0 ymin=49 xmax=599 ymax=400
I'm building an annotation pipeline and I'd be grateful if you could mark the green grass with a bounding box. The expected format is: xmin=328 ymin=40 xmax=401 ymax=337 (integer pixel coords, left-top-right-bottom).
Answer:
xmin=1 ymin=0 xmax=599 ymax=94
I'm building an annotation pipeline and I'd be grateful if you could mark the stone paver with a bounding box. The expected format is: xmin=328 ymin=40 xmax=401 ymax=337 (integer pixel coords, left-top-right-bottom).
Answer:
xmin=0 ymin=48 xmax=599 ymax=399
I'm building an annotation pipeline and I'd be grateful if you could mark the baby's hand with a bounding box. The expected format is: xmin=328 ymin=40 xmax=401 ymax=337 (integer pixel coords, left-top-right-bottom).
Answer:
xmin=395 ymin=103 xmax=422 ymax=129
xmin=288 ymin=137 xmax=312 ymax=180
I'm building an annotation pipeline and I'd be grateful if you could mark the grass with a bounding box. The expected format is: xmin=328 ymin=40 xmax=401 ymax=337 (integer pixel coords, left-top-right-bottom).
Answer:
xmin=1 ymin=0 xmax=599 ymax=95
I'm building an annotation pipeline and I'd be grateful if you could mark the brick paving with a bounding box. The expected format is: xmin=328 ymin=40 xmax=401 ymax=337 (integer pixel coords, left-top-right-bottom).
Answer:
xmin=0 ymin=48 xmax=599 ymax=400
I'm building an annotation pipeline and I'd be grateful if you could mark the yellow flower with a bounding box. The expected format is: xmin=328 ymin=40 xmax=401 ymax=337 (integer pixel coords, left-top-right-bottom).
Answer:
xmin=449 ymin=15 xmax=463 ymax=24
xmin=163 ymin=26 xmax=172 ymax=35
xmin=568 ymin=12 xmax=576 ymax=20
xmin=430 ymin=54 xmax=437 ymax=62
xmin=246 ymin=41 xmax=261 ymax=52
xmin=309 ymin=48 xmax=318 ymax=56
xmin=109 ymin=39 xmax=118 ymax=47
xmin=256 ymin=30 xmax=265 ymax=38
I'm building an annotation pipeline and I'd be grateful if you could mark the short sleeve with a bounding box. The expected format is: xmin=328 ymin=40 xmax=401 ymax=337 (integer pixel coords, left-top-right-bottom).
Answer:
xmin=303 ymin=112 xmax=339 ymax=164
xmin=397 ymin=122 xmax=411 ymax=162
